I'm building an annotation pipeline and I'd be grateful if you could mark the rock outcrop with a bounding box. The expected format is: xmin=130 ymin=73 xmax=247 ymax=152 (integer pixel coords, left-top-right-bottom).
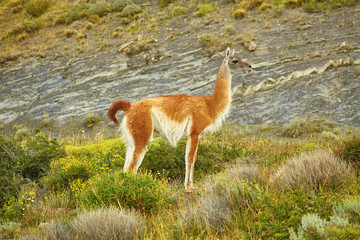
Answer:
xmin=0 ymin=5 xmax=359 ymax=128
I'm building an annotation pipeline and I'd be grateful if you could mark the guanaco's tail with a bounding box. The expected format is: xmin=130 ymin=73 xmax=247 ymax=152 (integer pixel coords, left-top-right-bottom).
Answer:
xmin=107 ymin=100 xmax=131 ymax=125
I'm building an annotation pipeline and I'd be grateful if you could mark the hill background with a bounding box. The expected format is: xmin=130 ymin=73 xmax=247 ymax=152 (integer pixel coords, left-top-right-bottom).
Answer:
xmin=0 ymin=0 xmax=359 ymax=132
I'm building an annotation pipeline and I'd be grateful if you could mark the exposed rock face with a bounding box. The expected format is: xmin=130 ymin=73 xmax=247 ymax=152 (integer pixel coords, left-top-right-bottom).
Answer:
xmin=0 ymin=6 xmax=359 ymax=128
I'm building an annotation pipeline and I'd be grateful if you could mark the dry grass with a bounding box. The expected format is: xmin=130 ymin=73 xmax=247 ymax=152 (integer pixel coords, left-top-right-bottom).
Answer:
xmin=180 ymin=164 xmax=259 ymax=232
xmin=43 ymin=207 xmax=144 ymax=240
xmin=271 ymin=150 xmax=353 ymax=191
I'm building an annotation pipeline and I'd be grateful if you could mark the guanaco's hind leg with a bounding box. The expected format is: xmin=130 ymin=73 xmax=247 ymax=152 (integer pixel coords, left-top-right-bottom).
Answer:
xmin=184 ymin=134 xmax=199 ymax=192
xmin=122 ymin=110 xmax=153 ymax=173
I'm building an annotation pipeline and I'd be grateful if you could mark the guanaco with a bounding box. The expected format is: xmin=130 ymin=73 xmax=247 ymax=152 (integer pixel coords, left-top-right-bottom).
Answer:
xmin=108 ymin=47 xmax=252 ymax=192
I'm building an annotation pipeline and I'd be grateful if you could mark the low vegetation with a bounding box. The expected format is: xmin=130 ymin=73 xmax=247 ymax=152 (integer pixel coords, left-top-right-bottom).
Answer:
xmin=0 ymin=0 xmax=357 ymax=62
xmin=1 ymin=119 xmax=359 ymax=239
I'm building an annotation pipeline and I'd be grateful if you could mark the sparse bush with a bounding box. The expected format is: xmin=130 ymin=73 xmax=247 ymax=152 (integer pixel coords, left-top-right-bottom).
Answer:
xmin=224 ymin=24 xmax=235 ymax=35
xmin=25 ymin=0 xmax=52 ymax=17
xmin=271 ymin=150 xmax=353 ymax=191
xmin=281 ymin=118 xmax=324 ymax=138
xmin=121 ymin=4 xmax=141 ymax=17
xmin=43 ymin=207 xmax=144 ymax=240
xmin=14 ymin=126 xmax=32 ymax=140
xmin=85 ymin=2 xmax=109 ymax=17
xmin=196 ymin=4 xmax=214 ymax=17
xmin=64 ymin=4 xmax=89 ymax=25
xmin=171 ymin=6 xmax=188 ymax=17
xmin=81 ymin=113 xmax=102 ymax=128
xmin=290 ymin=198 xmax=360 ymax=239
xmin=111 ymin=0 xmax=133 ymax=11
xmin=79 ymin=171 xmax=169 ymax=213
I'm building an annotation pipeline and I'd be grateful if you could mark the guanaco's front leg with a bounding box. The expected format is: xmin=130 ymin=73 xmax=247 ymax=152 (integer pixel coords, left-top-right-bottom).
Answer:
xmin=184 ymin=134 xmax=199 ymax=192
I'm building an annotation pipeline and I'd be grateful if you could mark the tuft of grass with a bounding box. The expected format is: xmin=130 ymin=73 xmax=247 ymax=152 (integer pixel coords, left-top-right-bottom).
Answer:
xmin=25 ymin=0 xmax=52 ymax=18
xmin=171 ymin=6 xmax=188 ymax=17
xmin=271 ymin=150 xmax=353 ymax=191
xmin=64 ymin=29 xmax=75 ymax=38
xmin=81 ymin=113 xmax=102 ymax=129
xmin=43 ymin=207 xmax=145 ymax=240
xmin=180 ymin=165 xmax=259 ymax=232
xmin=16 ymin=32 xmax=29 ymax=41
xmin=231 ymin=8 xmax=246 ymax=19
xmin=196 ymin=4 xmax=214 ymax=17
xmin=87 ymin=14 xmax=100 ymax=23
xmin=197 ymin=33 xmax=215 ymax=48
xmin=224 ymin=24 xmax=236 ymax=35
xmin=281 ymin=118 xmax=324 ymax=138
xmin=85 ymin=22 xmax=93 ymax=30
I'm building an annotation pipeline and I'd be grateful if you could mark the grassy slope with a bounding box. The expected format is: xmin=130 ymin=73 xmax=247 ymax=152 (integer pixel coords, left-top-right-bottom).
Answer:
xmin=1 ymin=118 xmax=360 ymax=239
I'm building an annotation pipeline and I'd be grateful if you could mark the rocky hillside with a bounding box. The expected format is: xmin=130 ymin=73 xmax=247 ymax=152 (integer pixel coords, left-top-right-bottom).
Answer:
xmin=0 ymin=1 xmax=359 ymax=130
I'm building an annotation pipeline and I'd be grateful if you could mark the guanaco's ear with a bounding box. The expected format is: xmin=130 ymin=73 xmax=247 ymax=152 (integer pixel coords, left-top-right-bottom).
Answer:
xmin=232 ymin=49 xmax=235 ymax=57
xmin=226 ymin=47 xmax=231 ymax=59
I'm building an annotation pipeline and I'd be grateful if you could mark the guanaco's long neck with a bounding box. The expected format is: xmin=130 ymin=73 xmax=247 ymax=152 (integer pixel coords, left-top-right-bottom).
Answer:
xmin=211 ymin=60 xmax=232 ymax=112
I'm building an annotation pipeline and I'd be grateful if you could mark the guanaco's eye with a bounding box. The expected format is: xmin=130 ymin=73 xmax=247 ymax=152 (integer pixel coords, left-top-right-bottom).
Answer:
xmin=232 ymin=59 xmax=238 ymax=64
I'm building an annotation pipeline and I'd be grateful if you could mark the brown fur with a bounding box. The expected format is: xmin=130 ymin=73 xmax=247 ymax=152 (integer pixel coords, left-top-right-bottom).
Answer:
xmin=108 ymin=48 xmax=252 ymax=191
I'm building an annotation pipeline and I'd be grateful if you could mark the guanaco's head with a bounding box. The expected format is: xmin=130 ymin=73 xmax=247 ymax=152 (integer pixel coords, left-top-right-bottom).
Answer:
xmin=225 ymin=47 xmax=252 ymax=74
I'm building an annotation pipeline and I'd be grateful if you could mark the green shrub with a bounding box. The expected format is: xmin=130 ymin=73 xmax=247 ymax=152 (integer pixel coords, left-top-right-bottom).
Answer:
xmin=81 ymin=113 xmax=102 ymax=128
xmin=85 ymin=2 xmax=109 ymax=17
xmin=121 ymin=4 xmax=141 ymax=17
xmin=197 ymin=33 xmax=215 ymax=48
xmin=141 ymin=138 xmax=226 ymax=181
xmin=171 ymin=6 xmax=188 ymax=17
xmin=78 ymin=171 xmax=169 ymax=213
xmin=111 ymin=0 xmax=133 ymax=11
xmin=43 ymin=139 xmax=125 ymax=191
xmin=341 ymin=135 xmax=360 ymax=170
xmin=64 ymin=4 xmax=89 ymax=25
xmin=43 ymin=207 xmax=145 ymax=240
xmin=0 ymin=136 xmax=24 ymax=209
xmin=281 ymin=118 xmax=324 ymax=138
xmin=25 ymin=0 xmax=52 ymax=17
xmin=196 ymin=4 xmax=214 ymax=17
xmin=21 ymin=135 xmax=66 ymax=181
